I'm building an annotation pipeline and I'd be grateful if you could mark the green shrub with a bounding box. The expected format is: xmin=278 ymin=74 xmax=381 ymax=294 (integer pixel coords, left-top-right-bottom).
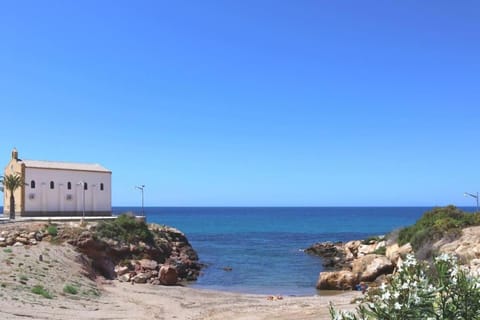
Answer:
xmin=330 ymin=254 xmax=480 ymax=320
xmin=31 ymin=285 xmax=53 ymax=299
xmin=63 ymin=284 xmax=78 ymax=295
xmin=47 ymin=225 xmax=58 ymax=237
xmin=398 ymin=206 xmax=479 ymax=250
xmin=95 ymin=214 xmax=154 ymax=245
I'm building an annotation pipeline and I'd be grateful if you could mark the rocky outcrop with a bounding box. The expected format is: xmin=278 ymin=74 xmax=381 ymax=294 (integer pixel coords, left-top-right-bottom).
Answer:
xmin=307 ymin=237 xmax=408 ymax=290
xmin=67 ymin=223 xmax=202 ymax=284
xmin=352 ymin=254 xmax=394 ymax=282
xmin=435 ymin=225 xmax=480 ymax=276
xmin=0 ymin=220 xmax=203 ymax=286
xmin=305 ymin=242 xmax=350 ymax=270
xmin=317 ymin=270 xmax=357 ymax=290
xmin=385 ymin=243 xmax=413 ymax=264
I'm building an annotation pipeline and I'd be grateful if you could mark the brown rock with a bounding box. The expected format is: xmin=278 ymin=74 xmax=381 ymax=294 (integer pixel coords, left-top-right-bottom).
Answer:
xmin=159 ymin=265 xmax=178 ymax=285
xmin=352 ymin=254 xmax=394 ymax=282
xmin=386 ymin=243 xmax=413 ymax=264
xmin=316 ymin=271 xmax=357 ymax=290
xmin=305 ymin=242 xmax=342 ymax=258
xmin=344 ymin=240 xmax=361 ymax=260
xmin=357 ymin=244 xmax=376 ymax=256
xmin=139 ymin=259 xmax=158 ymax=270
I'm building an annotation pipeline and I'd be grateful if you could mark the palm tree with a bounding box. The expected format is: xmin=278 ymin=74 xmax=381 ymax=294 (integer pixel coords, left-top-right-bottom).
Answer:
xmin=1 ymin=173 xmax=23 ymax=219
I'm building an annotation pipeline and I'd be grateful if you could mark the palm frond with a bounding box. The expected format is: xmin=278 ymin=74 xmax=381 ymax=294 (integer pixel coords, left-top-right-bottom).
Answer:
xmin=1 ymin=173 xmax=23 ymax=193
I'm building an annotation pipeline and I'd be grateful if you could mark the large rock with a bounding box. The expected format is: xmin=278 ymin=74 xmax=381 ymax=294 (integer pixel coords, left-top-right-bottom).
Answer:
xmin=305 ymin=242 xmax=342 ymax=258
xmin=352 ymin=254 xmax=394 ymax=282
xmin=159 ymin=265 xmax=178 ymax=285
xmin=357 ymin=244 xmax=376 ymax=257
xmin=316 ymin=271 xmax=357 ymax=290
xmin=386 ymin=243 xmax=413 ymax=264
xmin=344 ymin=240 xmax=361 ymax=260
xmin=139 ymin=259 xmax=158 ymax=270
xmin=437 ymin=226 xmax=480 ymax=261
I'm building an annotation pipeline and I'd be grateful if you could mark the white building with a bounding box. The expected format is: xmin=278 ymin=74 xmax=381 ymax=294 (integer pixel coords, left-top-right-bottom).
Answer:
xmin=3 ymin=148 xmax=112 ymax=217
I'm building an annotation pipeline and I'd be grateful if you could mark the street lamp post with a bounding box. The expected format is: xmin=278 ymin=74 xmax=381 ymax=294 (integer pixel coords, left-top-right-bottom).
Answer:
xmin=464 ymin=192 xmax=479 ymax=213
xmin=78 ymin=181 xmax=86 ymax=220
xmin=135 ymin=185 xmax=145 ymax=217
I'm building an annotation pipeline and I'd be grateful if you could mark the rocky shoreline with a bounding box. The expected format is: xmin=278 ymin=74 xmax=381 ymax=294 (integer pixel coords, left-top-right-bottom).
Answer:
xmin=305 ymin=237 xmax=412 ymax=290
xmin=0 ymin=220 xmax=203 ymax=286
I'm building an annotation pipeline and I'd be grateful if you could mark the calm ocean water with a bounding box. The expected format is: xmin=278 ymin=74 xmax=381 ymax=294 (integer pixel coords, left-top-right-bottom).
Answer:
xmin=111 ymin=206 xmax=451 ymax=296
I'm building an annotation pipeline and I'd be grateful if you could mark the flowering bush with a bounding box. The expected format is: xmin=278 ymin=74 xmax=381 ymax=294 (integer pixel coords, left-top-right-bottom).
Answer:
xmin=330 ymin=254 xmax=480 ymax=320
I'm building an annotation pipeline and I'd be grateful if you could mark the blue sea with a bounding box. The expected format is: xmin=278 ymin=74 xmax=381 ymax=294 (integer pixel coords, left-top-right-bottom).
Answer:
xmin=110 ymin=206 xmax=463 ymax=296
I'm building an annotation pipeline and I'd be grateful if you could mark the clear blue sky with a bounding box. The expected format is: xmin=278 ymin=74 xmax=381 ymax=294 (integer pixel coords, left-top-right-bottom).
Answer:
xmin=1 ymin=1 xmax=479 ymax=206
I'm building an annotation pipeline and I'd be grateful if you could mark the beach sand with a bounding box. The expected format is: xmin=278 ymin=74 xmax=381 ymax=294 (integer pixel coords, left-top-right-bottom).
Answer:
xmin=0 ymin=238 xmax=359 ymax=320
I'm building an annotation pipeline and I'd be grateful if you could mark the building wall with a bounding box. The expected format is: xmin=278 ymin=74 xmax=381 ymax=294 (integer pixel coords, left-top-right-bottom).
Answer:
xmin=23 ymin=168 xmax=111 ymax=215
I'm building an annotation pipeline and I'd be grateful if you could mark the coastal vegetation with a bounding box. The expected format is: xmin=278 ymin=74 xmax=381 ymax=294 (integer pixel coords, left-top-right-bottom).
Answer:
xmin=47 ymin=224 xmax=58 ymax=237
xmin=95 ymin=214 xmax=154 ymax=245
xmin=398 ymin=206 xmax=480 ymax=258
xmin=330 ymin=253 xmax=480 ymax=319
xmin=328 ymin=206 xmax=480 ymax=319
xmin=31 ymin=285 xmax=53 ymax=299
xmin=63 ymin=284 xmax=79 ymax=295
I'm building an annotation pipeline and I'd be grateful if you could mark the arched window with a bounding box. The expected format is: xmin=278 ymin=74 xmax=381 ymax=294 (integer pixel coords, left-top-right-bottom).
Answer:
xmin=31 ymin=180 xmax=36 ymax=189
xmin=50 ymin=181 xmax=54 ymax=189
xmin=67 ymin=182 xmax=72 ymax=190
xmin=100 ymin=183 xmax=104 ymax=191
xmin=84 ymin=182 xmax=88 ymax=190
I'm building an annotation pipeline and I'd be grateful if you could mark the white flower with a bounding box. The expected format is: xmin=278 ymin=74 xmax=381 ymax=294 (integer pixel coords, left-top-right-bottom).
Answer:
xmin=381 ymin=291 xmax=391 ymax=300
xmin=451 ymin=266 xmax=459 ymax=277
xmin=394 ymin=302 xmax=402 ymax=310
xmin=413 ymin=294 xmax=421 ymax=304
xmin=435 ymin=253 xmax=451 ymax=262
xmin=404 ymin=254 xmax=417 ymax=267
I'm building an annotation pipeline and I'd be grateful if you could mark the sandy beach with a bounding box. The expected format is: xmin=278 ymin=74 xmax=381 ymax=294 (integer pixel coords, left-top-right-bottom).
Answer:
xmin=0 ymin=240 xmax=359 ymax=320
